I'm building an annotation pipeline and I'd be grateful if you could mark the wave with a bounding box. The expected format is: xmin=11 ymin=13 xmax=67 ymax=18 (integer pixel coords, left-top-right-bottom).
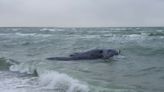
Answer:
xmin=38 ymin=71 xmax=89 ymax=92
xmin=40 ymin=28 xmax=56 ymax=32
xmin=0 ymin=57 xmax=139 ymax=92
xmin=6 ymin=58 xmax=138 ymax=92
xmin=0 ymin=71 xmax=38 ymax=92
xmin=147 ymin=32 xmax=164 ymax=36
xmin=0 ymin=32 xmax=52 ymax=38
xmin=9 ymin=60 xmax=37 ymax=74
xmin=8 ymin=60 xmax=89 ymax=92
xmin=65 ymin=33 xmax=149 ymax=41
xmin=15 ymin=32 xmax=52 ymax=37
xmin=0 ymin=70 xmax=89 ymax=92
xmin=0 ymin=57 xmax=11 ymax=70
xmin=0 ymin=57 xmax=19 ymax=70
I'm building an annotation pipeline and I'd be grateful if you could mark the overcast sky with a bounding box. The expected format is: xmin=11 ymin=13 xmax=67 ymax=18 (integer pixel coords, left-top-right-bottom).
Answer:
xmin=0 ymin=0 xmax=164 ymax=27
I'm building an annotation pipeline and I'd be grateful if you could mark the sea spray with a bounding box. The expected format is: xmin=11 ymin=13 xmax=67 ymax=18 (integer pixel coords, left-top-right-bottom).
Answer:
xmin=38 ymin=71 xmax=89 ymax=92
xmin=9 ymin=60 xmax=89 ymax=92
xmin=9 ymin=60 xmax=38 ymax=74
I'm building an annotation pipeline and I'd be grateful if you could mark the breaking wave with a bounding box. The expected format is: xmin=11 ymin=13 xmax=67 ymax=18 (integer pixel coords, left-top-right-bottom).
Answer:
xmin=0 ymin=32 xmax=51 ymax=38
xmin=38 ymin=71 xmax=89 ymax=92
xmin=8 ymin=60 xmax=89 ymax=92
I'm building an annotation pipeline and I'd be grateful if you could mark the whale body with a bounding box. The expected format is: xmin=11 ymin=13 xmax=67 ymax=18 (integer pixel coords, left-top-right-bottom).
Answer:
xmin=46 ymin=49 xmax=120 ymax=60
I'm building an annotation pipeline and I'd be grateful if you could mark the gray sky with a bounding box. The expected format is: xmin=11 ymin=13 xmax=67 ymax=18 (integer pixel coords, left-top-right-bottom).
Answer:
xmin=0 ymin=0 xmax=164 ymax=27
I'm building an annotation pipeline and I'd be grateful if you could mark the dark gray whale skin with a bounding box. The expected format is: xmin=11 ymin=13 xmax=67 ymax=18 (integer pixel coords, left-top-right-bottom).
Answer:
xmin=46 ymin=49 xmax=120 ymax=60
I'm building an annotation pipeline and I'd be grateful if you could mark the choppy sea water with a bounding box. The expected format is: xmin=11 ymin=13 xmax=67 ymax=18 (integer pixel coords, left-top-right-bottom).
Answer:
xmin=0 ymin=27 xmax=164 ymax=92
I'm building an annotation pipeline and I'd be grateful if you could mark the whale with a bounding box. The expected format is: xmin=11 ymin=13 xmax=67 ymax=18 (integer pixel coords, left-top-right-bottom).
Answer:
xmin=46 ymin=49 xmax=120 ymax=61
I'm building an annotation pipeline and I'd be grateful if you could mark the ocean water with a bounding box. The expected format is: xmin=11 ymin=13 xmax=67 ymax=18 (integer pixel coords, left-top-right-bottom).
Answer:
xmin=0 ymin=27 xmax=164 ymax=92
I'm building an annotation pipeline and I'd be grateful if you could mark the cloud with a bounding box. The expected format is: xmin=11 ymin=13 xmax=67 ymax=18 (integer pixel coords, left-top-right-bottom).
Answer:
xmin=0 ymin=0 xmax=164 ymax=27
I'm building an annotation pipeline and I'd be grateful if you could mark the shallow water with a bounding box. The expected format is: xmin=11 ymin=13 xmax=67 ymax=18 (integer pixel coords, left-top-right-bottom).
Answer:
xmin=0 ymin=27 xmax=164 ymax=92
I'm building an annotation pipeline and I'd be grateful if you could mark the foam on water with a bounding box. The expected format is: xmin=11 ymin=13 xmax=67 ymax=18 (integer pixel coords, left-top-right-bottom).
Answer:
xmin=15 ymin=32 xmax=52 ymax=37
xmin=15 ymin=32 xmax=37 ymax=36
xmin=123 ymin=34 xmax=147 ymax=40
xmin=9 ymin=61 xmax=37 ymax=74
xmin=8 ymin=61 xmax=89 ymax=92
xmin=0 ymin=71 xmax=38 ymax=92
xmin=38 ymin=71 xmax=89 ymax=92
xmin=40 ymin=28 xmax=56 ymax=32
xmin=0 ymin=32 xmax=51 ymax=38
xmin=156 ymin=29 xmax=164 ymax=32
xmin=6 ymin=59 xmax=138 ymax=92
xmin=105 ymin=34 xmax=148 ymax=43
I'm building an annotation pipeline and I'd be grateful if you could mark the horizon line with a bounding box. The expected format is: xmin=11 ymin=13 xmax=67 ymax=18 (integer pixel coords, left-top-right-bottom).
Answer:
xmin=0 ymin=26 xmax=164 ymax=28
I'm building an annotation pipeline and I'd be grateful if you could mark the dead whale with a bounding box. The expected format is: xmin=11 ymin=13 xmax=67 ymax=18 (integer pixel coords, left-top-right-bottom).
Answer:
xmin=46 ymin=49 xmax=120 ymax=60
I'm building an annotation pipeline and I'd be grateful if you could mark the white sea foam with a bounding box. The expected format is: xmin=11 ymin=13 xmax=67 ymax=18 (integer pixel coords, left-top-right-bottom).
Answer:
xmin=9 ymin=61 xmax=37 ymax=74
xmin=107 ymin=34 xmax=149 ymax=43
xmin=0 ymin=71 xmax=38 ymax=92
xmin=40 ymin=28 xmax=56 ymax=32
xmin=81 ymin=35 xmax=100 ymax=39
xmin=15 ymin=32 xmax=37 ymax=36
xmin=9 ymin=61 xmax=89 ymax=92
xmin=156 ymin=29 xmax=164 ymax=32
xmin=110 ymin=27 xmax=128 ymax=31
xmin=12 ymin=28 xmax=20 ymax=32
xmin=38 ymin=71 xmax=89 ymax=92
xmin=124 ymin=34 xmax=146 ymax=40
xmin=15 ymin=32 xmax=51 ymax=37
xmin=0 ymin=33 xmax=51 ymax=38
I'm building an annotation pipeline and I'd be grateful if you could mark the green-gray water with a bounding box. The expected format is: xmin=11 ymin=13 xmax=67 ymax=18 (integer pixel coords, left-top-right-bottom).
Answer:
xmin=0 ymin=27 xmax=164 ymax=92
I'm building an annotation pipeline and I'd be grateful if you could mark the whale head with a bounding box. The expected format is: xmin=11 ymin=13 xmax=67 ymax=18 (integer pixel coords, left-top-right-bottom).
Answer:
xmin=102 ymin=49 xmax=120 ymax=59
